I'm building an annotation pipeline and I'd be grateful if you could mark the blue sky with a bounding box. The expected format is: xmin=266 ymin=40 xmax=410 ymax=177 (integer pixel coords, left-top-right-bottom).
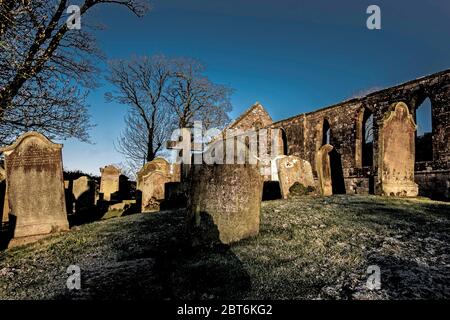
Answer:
xmin=59 ymin=0 xmax=450 ymax=175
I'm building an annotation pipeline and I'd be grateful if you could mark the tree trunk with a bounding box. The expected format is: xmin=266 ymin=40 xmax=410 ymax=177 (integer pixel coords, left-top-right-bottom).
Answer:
xmin=146 ymin=127 xmax=155 ymax=162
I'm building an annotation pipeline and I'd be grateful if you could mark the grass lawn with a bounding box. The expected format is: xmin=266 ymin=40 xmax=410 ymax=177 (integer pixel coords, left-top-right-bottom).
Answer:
xmin=0 ymin=195 xmax=449 ymax=300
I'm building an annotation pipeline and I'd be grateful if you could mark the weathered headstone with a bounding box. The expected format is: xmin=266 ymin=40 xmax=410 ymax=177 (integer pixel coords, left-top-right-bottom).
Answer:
xmin=72 ymin=176 xmax=95 ymax=213
xmin=188 ymin=164 xmax=263 ymax=244
xmin=276 ymin=156 xmax=315 ymax=199
xmin=137 ymin=158 xmax=170 ymax=179
xmin=315 ymin=144 xmax=333 ymax=196
xmin=73 ymin=176 xmax=89 ymax=199
xmin=137 ymin=158 xmax=172 ymax=212
xmin=377 ymin=102 xmax=418 ymax=197
xmin=99 ymin=165 xmax=121 ymax=201
xmin=0 ymin=132 xmax=69 ymax=242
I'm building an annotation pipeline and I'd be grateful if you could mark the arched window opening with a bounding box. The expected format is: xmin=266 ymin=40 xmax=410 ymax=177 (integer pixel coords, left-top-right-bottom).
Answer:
xmin=322 ymin=119 xmax=331 ymax=146
xmin=362 ymin=110 xmax=374 ymax=167
xmin=415 ymin=98 xmax=433 ymax=162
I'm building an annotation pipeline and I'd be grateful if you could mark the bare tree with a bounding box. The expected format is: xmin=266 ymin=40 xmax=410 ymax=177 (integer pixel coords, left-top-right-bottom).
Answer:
xmin=106 ymin=55 xmax=233 ymax=172
xmin=115 ymin=108 xmax=175 ymax=175
xmin=164 ymin=58 xmax=233 ymax=130
xmin=0 ymin=0 xmax=148 ymax=144
xmin=105 ymin=55 xmax=176 ymax=170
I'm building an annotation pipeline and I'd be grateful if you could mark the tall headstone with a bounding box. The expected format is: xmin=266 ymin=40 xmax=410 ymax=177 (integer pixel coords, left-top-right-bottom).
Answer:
xmin=377 ymin=102 xmax=418 ymax=197
xmin=276 ymin=156 xmax=315 ymax=199
xmin=99 ymin=165 xmax=121 ymax=201
xmin=0 ymin=132 xmax=69 ymax=241
xmin=315 ymin=144 xmax=333 ymax=196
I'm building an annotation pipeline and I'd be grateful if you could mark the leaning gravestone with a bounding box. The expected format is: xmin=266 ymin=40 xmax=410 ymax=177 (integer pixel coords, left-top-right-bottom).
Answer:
xmin=72 ymin=176 xmax=95 ymax=214
xmin=276 ymin=155 xmax=315 ymax=199
xmin=0 ymin=132 xmax=69 ymax=243
xmin=99 ymin=165 xmax=121 ymax=201
xmin=377 ymin=102 xmax=418 ymax=197
xmin=140 ymin=171 xmax=170 ymax=212
xmin=315 ymin=144 xmax=334 ymax=196
xmin=137 ymin=158 xmax=172 ymax=212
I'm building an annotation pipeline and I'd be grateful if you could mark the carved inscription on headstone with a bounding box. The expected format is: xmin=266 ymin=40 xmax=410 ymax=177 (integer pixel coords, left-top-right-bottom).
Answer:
xmin=0 ymin=132 xmax=69 ymax=240
xmin=377 ymin=102 xmax=418 ymax=196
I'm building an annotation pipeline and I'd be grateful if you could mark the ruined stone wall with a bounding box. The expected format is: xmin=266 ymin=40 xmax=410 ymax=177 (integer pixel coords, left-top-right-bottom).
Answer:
xmin=271 ymin=101 xmax=363 ymax=193
xmin=267 ymin=69 xmax=450 ymax=199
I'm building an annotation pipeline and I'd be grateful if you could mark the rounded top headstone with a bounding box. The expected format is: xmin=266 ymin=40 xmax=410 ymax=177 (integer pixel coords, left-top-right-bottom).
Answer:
xmin=0 ymin=131 xmax=62 ymax=155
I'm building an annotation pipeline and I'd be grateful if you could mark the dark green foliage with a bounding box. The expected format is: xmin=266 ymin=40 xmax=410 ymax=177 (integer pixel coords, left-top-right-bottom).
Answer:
xmin=288 ymin=182 xmax=315 ymax=197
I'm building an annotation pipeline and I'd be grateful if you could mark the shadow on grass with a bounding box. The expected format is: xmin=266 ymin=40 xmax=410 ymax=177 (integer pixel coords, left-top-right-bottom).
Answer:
xmin=331 ymin=197 xmax=450 ymax=299
xmin=54 ymin=210 xmax=251 ymax=300
xmin=367 ymin=254 xmax=450 ymax=299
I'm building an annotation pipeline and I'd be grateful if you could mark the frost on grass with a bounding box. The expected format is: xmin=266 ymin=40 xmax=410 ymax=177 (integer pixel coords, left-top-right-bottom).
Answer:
xmin=0 ymin=195 xmax=449 ymax=300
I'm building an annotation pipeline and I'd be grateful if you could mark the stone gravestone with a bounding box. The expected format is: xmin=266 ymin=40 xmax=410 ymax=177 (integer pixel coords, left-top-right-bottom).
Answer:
xmin=99 ymin=165 xmax=121 ymax=201
xmin=137 ymin=158 xmax=172 ymax=212
xmin=276 ymin=155 xmax=315 ymax=199
xmin=315 ymin=144 xmax=334 ymax=196
xmin=72 ymin=176 xmax=95 ymax=214
xmin=377 ymin=102 xmax=418 ymax=197
xmin=0 ymin=132 xmax=69 ymax=243
xmin=188 ymin=163 xmax=263 ymax=244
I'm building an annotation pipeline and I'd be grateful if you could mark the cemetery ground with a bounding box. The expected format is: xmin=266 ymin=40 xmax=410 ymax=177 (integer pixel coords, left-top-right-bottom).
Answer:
xmin=0 ymin=195 xmax=449 ymax=300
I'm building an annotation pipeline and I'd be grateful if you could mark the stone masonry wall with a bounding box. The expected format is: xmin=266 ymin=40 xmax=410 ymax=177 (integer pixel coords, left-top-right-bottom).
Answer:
xmin=266 ymin=69 xmax=450 ymax=200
